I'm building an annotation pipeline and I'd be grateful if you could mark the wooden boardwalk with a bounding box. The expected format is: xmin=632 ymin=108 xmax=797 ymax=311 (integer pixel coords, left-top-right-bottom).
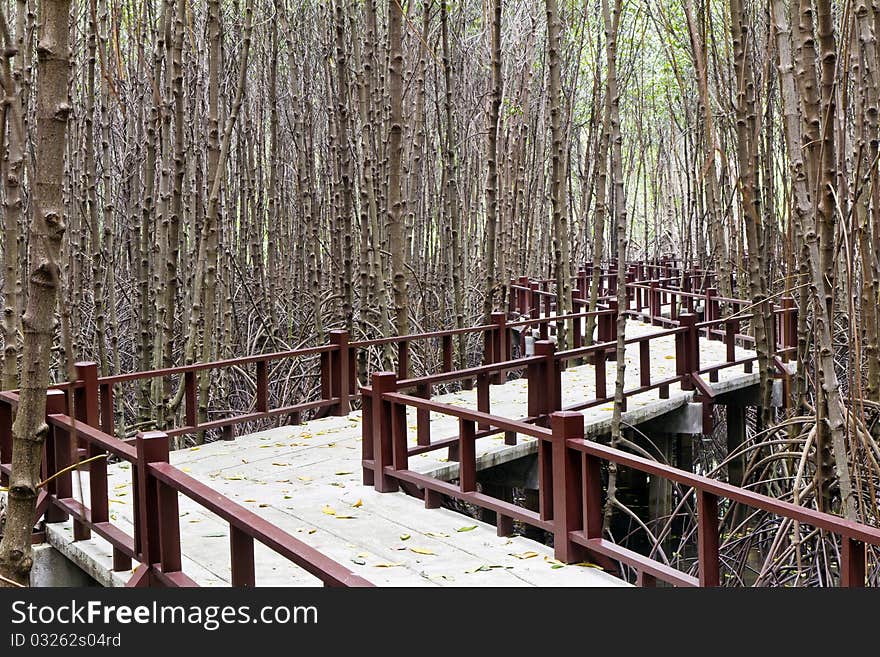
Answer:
xmin=44 ymin=320 xmax=760 ymax=587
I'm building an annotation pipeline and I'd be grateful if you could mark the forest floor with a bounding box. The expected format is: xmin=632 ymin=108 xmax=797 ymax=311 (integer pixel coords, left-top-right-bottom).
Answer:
xmin=44 ymin=320 xmax=759 ymax=587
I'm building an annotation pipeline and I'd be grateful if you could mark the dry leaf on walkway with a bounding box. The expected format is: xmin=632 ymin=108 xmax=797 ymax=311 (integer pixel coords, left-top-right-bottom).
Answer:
xmin=321 ymin=505 xmax=336 ymax=515
xmin=456 ymin=525 xmax=477 ymax=532
xmin=410 ymin=547 xmax=436 ymax=555
xmin=510 ymin=551 xmax=539 ymax=559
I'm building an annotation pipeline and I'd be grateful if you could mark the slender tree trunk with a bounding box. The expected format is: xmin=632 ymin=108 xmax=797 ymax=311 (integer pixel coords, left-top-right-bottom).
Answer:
xmin=0 ymin=0 xmax=71 ymax=587
xmin=0 ymin=5 xmax=25 ymax=391
xmin=441 ymin=0 xmax=466 ymax=369
xmin=684 ymin=0 xmax=732 ymax=301
xmin=386 ymin=0 xmax=408 ymax=337
xmin=585 ymin=76 xmax=611 ymax=345
xmin=483 ymin=0 xmax=502 ymax=323
xmin=603 ymin=0 xmax=627 ymax=528
xmin=547 ymin=0 xmax=572 ymax=346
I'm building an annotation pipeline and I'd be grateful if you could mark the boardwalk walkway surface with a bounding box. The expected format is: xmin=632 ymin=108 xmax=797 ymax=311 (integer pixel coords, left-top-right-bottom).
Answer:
xmin=44 ymin=320 xmax=759 ymax=587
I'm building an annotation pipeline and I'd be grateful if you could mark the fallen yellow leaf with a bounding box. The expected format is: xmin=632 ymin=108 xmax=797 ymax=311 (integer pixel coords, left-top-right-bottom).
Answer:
xmin=352 ymin=499 xmax=363 ymax=508
xmin=374 ymin=563 xmax=404 ymax=568
xmin=511 ymin=551 xmax=539 ymax=560
xmin=322 ymin=505 xmax=337 ymax=516
xmin=410 ymin=547 xmax=436 ymax=556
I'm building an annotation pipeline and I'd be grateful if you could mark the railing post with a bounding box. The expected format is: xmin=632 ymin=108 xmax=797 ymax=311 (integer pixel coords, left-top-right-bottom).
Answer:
xmin=390 ymin=395 xmax=408 ymax=473
xmin=491 ymin=311 xmax=507 ymax=384
xmin=184 ymin=371 xmax=197 ymax=428
xmin=726 ymin=318 xmax=739 ymax=363
xmin=597 ymin=307 xmax=610 ymax=344
xmin=441 ymin=334 xmax=453 ymax=372
xmin=329 ymin=330 xmax=350 ymax=415
xmin=320 ymin=349 xmax=332 ymax=403
xmin=639 ymin=339 xmax=651 ymax=388
xmin=230 ymin=527 xmax=256 ymax=587
xmin=459 ymin=419 xmax=477 ymax=493
xmin=571 ymin=290 xmax=582 ymax=351
xmin=841 ymin=537 xmax=866 ymax=587
xmin=534 ymin=340 xmax=560 ymax=421
xmin=397 ymin=339 xmax=409 ymax=381
xmin=706 ymin=288 xmax=719 ymax=340
xmin=360 ymin=386 xmax=374 ymax=486
xmin=594 ymin=344 xmax=607 ymax=399
xmin=416 ymin=383 xmax=431 ymax=446
xmin=44 ymin=390 xmax=68 ymax=523
xmin=781 ymin=297 xmax=796 ymax=363
xmin=550 ymin=412 xmax=587 ymax=563
xmin=518 ymin=275 xmax=529 ymax=314
xmin=255 ymin=360 xmax=268 ymax=413
xmin=529 ymin=281 xmax=539 ymax=318
xmin=583 ymin=452 xmax=603 ymax=540
xmin=370 ymin=372 xmax=399 ymax=493
xmin=679 ymin=313 xmax=698 ymax=390
xmin=543 ymin=283 xmax=552 ymax=320
xmin=528 ymin=340 xmax=557 ymax=419
xmin=697 ymin=490 xmax=720 ymax=586
xmin=134 ymin=430 xmax=175 ymax=585
xmin=477 ymin=373 xmax=490 ymax=430
xmin=74 ymin=361 xmax=100 ymax=428
xmin=99 ymin=382 xmax=115 ymax=436
xmin=649 ymin=280 xmax=660 ymax=325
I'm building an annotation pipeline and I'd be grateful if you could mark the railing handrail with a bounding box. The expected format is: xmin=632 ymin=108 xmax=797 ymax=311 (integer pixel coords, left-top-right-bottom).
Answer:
xmin=566 ymin=437 xmax=880 ymax=545
xmin=383 ymin=391 xmax=550 ymax=439
xmin=100 ymin=343 xmax=338 ymax=385
xmin=34 ymin=410 xmax=373 ymax=587
xmin=148 ymin=462 xmax=373 ymax=587
xmin=349 ymin=322 xmax=497 ymax=348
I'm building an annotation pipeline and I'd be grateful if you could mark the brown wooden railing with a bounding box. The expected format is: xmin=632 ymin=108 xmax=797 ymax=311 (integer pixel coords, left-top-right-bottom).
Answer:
xmin=0 ymin=386 xmax=373 ymax=587
xmin=0 ymin=259 xmax=803 ymax=587
xmin=363 ymin=395 xmax=878 ymax=587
